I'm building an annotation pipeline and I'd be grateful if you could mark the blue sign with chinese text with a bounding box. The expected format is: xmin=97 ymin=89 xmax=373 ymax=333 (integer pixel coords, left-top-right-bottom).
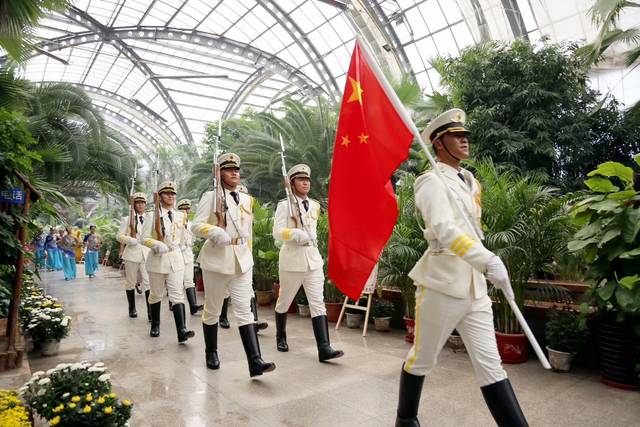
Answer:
xmin=0 ymin=188 xmax=25 ymax=205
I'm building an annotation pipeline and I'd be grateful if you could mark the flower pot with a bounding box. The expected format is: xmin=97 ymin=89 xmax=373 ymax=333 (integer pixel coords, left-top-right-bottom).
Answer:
xmin=597 ymin=315 xmax=640 ymax=389
xmin=297 ymin=304 xmax=311 ymax=318
xmin=255 ymin=290 xmax=273 ymax=306
xmin=41 ymin=339 xmax=61 ymax=356
xmin=495 ymin=332 xmax=528 ymax=364
xmin=403 ymin=316 xmax=415 ymax=343
xmin=374 ymin=317 xmax=391 ymax=332
xmin=195 ymin=269 xmax=204 ymax=292
xmin=446 ymin=334 xmax=466 ymax=353
xmin=546 ymin=346 xmax=573 ymax=372
xmin=325 ymin=302 xmax=342 ymax=323
xmin=25 ymin=336 xmax=35 ymax=353
xmin=288 ymin=301 xmax=297 ymax=314
xmin=346 ymin=312 xmax=363 ymax=328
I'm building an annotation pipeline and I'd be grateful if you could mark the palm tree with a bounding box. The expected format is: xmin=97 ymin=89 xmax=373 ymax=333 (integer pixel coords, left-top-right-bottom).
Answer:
xmin=0 ymin=0 xmax=72 ymax=62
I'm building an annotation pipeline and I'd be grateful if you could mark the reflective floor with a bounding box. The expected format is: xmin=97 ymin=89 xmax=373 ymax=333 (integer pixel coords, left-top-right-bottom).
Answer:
xmin=21 ymin=269 xmax=640 ymax=426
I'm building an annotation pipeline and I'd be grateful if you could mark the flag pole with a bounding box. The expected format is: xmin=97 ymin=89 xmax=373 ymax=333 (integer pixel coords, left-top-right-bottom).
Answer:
xmin=355 ymin=36 xmax=551 ymax=370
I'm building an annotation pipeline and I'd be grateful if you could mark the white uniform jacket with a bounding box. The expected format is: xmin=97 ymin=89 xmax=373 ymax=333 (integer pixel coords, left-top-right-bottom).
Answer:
xmin=191 ymin=190 xmax=254 ymax=275
xmin=273 ymin=197 xmax=323 ymax=273
xmin=140 ymin=208 xmax=186 ymax=274
xmin=116 ymin=215 xmax=150 ymax=263
xmin=408 ymin=162 xmax=494 ymax=299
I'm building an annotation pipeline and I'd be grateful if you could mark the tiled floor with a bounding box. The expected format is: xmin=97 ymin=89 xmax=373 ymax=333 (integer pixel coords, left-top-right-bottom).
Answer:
xmin=19 ymin=269 xmax=640 ymax=426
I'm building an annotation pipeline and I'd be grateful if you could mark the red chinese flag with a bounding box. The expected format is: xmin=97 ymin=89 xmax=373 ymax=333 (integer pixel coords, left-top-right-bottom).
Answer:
xmin=328 ymin=41 xmax=414 ymax=300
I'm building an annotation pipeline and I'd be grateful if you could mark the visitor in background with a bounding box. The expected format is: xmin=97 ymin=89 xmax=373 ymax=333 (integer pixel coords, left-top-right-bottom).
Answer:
xmin=84 ymin=225 xmax=101 ymax=278
xmin=60 ymin=226 xmax=78 ymax=281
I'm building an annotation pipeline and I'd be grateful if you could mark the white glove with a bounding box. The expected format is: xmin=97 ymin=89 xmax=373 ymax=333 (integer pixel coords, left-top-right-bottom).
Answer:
xmin=152 ymin=242 xmax=170 ymax=254
xmin=125 ymin=237 xmax=138 ymax=246
xmin=291 ymin=229 xmax=311 ymax=245
xmin=206 ymin=227 xmax=231 ymax=246
xmin=485 ymin=256 xmax=514 ymax=301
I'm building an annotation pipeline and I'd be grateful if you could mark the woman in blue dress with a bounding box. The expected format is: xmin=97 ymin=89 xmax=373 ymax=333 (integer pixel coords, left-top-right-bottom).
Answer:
xmin=84 ymin=225 xmax=101 ymax=278
xmin=60 ymin=226 xmax=79 ymax=281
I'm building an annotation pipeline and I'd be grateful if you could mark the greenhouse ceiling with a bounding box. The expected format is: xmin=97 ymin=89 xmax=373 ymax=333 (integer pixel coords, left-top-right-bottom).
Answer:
xmin=3 ymin=0 xmax=639 ymax=157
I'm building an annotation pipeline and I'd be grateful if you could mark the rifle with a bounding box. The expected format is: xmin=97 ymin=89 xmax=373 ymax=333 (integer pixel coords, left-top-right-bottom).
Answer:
xmin=210 ymin=118 xmax=226 ymax=228
xmin=279 ymin=134 xmax=303 ymax=229
xmin=128 ymin=161 xmax=138 ymax=238
xmin=152 ymin=152 xmax=163 ymax=241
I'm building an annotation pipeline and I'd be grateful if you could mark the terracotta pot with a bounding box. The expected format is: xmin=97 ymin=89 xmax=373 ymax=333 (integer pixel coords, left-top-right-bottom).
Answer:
xmin=255 ymin=290 xmax=273 ymax=306
xmin=374 ymin=317 xmax=391 ymax=332
xmin=403 ymin=316 xmax=415 ymax=343
xmin=346 ymin=312 xmax=363 ymax=328
xmin=41 ymin=339 xmax=61 ymax=356
xmin=546 ymin=346 xmax=572 ymax=372
xmin=297 ymin=304 xmax=311 ymax=318
xmin=195 ymin=271 xmax=204 ymax=292
xmin=495 ymin=332 xmax=528 ymax=364
xmin=325 ymin=302 xmax=342 ymax=322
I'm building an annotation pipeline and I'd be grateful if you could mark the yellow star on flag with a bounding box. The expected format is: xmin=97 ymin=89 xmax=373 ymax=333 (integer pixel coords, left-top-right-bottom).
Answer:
xmin=358 ymin=133 xmax=369 ymax=144
xmin=347 ymin=77 xmax=363 ymax=104
xmin=341 ymin=135 xmax=351 ymax=147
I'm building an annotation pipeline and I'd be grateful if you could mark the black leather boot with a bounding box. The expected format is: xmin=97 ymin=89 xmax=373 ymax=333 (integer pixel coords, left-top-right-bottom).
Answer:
xmin=168 ymin=301 xmax=173 ymax=311
xmin=275 ymin=312 xmax=288 ymax=352
xmin=149 ymin=302 xmax=161 ymax=337
xmin=135 ymin=283 xmax=142 ymax=294
xmin=395 ymin=367 xmax=425 ymax=427
xmin=203 ymin=323 xmax=220 ymax=369
xmin=220 ymin=297 xmax=230 ymax=329
xmin=481 ymin=379 xmax=528 ymax=427
xmin=145 ymin=290 xmax=151 ymax=322
xmin=172 ymin=303 xmax=195 ymax=343
xmin=251 ymin=296 xmax=268 ymax=331
xmin=186 ymin=287 xmax=203 ymax=315
xmin=311 ymin=315 xmax=344 ymax=362
xmin=238 ymin=324 xmax=276 ymax=377
xmin=126 ymin=290 xmax=137 ymax=318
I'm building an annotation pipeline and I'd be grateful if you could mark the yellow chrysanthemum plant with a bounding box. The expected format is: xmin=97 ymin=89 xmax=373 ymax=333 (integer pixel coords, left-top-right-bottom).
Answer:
xmin=0 ymin=389 xmax=31 ymax=427
xmin=19 ymin=362 xmax=132 ymax=426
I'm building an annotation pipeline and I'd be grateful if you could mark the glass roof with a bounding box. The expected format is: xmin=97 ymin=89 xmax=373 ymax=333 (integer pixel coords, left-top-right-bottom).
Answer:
xmin=5 ymin=0 xmax=639 ymax=156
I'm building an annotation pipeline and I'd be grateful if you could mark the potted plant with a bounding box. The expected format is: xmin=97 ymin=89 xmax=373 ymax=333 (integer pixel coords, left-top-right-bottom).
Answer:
xmin=478 ymin=159 xmax=575 ymax=363
xmin=252 ymin=202 xmax=278 ymax=306
xmin=345 ymin=303 xmax=363 ymax=329
xmin=20 ymin=292 xmax=71 ymax=356
xmin=372 ymin=299 xmax=394 ymax=332
xmin=545 ymin=309 xmax=589 ymax=372
xmin=296 ymin=289 xmax=310 ymax=318
xmin=379 ymin=174 xmax=427 ymax=343
xmin=19 ymin=361 xmax=133 ymax=426
xmin=446 ymin=329 xmax=466 ymax=353
xmin=568 ymin=159 xmax=640 ymax=388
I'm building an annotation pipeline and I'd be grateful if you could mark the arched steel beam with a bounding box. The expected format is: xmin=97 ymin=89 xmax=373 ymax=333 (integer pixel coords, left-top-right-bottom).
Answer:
xmin=96 ymin=105 xmax=160 ymax=157
xmin=257 ymin=0 xmax=340 ymax=101
xmin=107 ymin=127 xmax=154 ymax=165
xmin=62 ymin=6 xmax=194 ymax=144
xmin=222 ymin=67 xmax=274 ymax=120
xmin=68 ymin=83 xmax=182 ymax=146
xmin=15 ymin=26 xmax=329 ymax=111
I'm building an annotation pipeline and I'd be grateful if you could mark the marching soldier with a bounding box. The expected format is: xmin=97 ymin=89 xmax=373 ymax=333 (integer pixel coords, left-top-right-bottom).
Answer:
xmin=140 ymin=181 xmax=195 ymax=344
xmin=272 ymin=164 xmax=343 ymax=362
xmin=176 ymin=199 xmax=203 ymax=315
xmin=191 ymin=153 xmax=275 ymax=377
xmin=395 ymin=109 xmax=527 ymax=426
xmin=116 ymin=192 xmax=151 ymax=320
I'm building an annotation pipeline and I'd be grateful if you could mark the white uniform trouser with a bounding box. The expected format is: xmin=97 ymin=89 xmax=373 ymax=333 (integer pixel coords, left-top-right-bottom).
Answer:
xmin=147 ymin=270 xmax=185 ymax=305
xmin=275 ymin=268 xmax=326 ymax=318
xmin=183 ymin=257 xmax=194 ymax=289
xmin=404 ymin=286 xmax=507 ymax=387
xmin=202 ymin=269 xmax=254 ymax=326
xmin=123 ymin=260 xmax=149 ymax=291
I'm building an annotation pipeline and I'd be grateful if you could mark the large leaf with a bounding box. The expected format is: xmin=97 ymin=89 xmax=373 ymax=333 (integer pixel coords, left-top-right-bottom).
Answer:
xmin=588 ymin=199 xmax=622 ymax=212
xmin=622 ymin=207 xmax=640 ymax=243
xmin=573 ymin=219 xmax=602 ymax=240
xmin=584 ymin=176 xmax=618 ymax=193
xmin=615 ymin=287 xmax=640 ymax=314
xmin=597 ymin=279 xmax=616 ymax=301
xmin=599 ymin=228 xmax=621 ymax=247
xmin=568 ymin=237 xmax=598 ymax=252
xmin=618 ymin=274 xmax=640 ymax=290
xmin=587 ymin=161 xmax=634 ymax=185
xmin=607 ymin=190 xmax=637 ymax=200
xmin=619 ymin=247 xmax=640 ymax=258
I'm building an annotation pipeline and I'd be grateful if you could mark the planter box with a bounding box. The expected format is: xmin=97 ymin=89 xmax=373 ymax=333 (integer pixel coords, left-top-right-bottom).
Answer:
xmin=374 ymin=317 xmax=391 ymax=332
xmin=496 ymin=332 xmax=528 ymax=364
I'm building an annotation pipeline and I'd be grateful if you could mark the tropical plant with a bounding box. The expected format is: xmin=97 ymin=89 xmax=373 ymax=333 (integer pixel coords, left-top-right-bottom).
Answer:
xmin=252 ymin=201 xmax=278 ymax=291
xmin=378 ymin=173 xmax=428 ymax=318
xmin=568 ymin=158 xmax=640 ymax=333
xmin=0 ymin=0 xmax=72 ymax=62
xmin=372 ymin=299 xmax=394 ymax=319
xmin=433 ymin=38 xmax=640 ymax=189
xmin=19 ymin=361 xmax=132 ymax=426
xmin=475 ymin=159 xmax=576 ymax=333
xmin=545 ymin=309 xmax=589 ymax=354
